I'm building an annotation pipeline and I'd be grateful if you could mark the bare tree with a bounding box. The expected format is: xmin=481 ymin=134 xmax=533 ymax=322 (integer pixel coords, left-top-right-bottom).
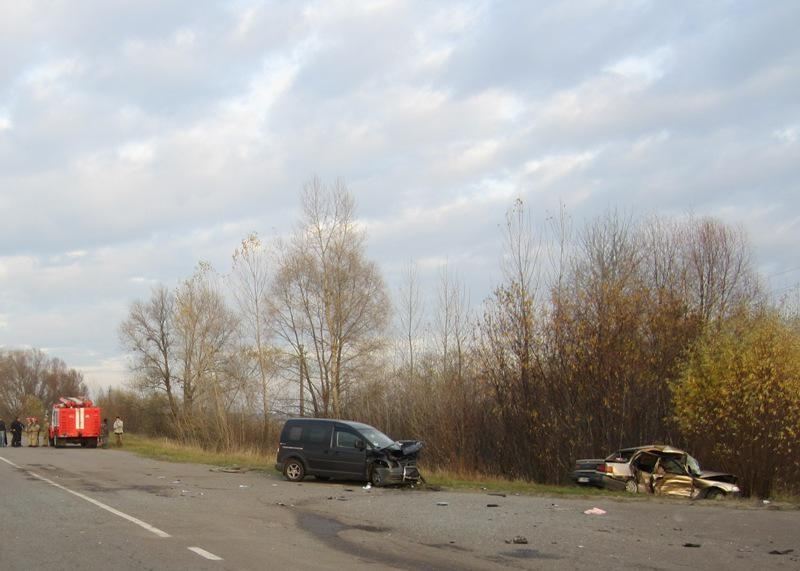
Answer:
xmin=269 ymin=178 xmax=391 ymax=417
xmin=174 ymin=263 xmax=239 ymax=433
xmin=231 ymin=232 xmax=274 ymax=439
xmin=396 ymin=260 xmax=425 ymax=380
xmin=683 ymin=217 xmax=757 ymax=322
xmin=119 ymin=286 xmax=180 ymax=422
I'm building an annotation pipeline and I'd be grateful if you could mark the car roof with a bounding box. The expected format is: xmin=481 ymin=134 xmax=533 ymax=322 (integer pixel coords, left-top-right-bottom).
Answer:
xmin=284 ymin=418 xmax=373 ymax=430
xmin=619 ymin=444 xmax=685 ymax=455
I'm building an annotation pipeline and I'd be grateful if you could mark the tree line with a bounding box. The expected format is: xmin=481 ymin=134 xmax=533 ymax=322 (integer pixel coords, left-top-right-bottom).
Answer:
xmin=102 ymin=180 xmax=799 ymax=497
xmin=0 ymin=349 xmax=87 ymax=422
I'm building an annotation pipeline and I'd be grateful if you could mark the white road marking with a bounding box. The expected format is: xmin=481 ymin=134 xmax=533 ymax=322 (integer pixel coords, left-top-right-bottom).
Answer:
xmin=0 ymin=455 xmax=171 ymax=538
xmin=188 ymin=547 xmax=223 ymax=561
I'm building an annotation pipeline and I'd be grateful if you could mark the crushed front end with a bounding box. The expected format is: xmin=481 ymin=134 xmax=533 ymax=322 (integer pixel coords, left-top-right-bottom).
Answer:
xmin=369 ymin=440 xmax=424 ymax=485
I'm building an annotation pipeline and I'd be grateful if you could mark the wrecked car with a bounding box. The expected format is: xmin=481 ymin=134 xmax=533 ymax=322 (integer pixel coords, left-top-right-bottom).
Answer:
xmin=572 ymin=444 xmax=740 ymax=499
xmin=275 ymin=418 xmax=423 ymax=486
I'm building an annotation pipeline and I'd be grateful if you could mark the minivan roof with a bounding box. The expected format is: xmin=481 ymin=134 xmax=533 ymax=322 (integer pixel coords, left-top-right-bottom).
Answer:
xmin=284 ymin=418 xmax=374 ymax=430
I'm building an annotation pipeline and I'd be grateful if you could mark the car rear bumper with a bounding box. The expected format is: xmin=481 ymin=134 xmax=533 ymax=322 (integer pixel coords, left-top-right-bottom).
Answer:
xmin=571 ymin=471 xmax=605 ymax=487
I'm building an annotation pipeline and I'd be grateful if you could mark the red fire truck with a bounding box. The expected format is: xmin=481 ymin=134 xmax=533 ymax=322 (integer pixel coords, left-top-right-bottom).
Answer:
xmin=49 ymin=397 xmax=102 ymax=448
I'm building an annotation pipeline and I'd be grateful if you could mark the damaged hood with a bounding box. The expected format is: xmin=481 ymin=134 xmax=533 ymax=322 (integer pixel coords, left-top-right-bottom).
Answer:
xmin=380 ymin=440 xmax=424 ymax=458
xmin=698 ymin=471 xmax=737 ymax=484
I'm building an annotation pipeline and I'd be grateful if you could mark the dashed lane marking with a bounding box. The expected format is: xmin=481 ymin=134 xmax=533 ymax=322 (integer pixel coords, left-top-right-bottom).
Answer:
xmin=0 ymin=455 xmax=171 ymax=538
xmin=188 ymin=547 xmax=224 ymax=561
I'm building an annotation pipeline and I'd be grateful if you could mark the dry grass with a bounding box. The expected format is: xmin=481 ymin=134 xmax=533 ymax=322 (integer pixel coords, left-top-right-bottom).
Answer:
xmin=124 ymin=434 xmax=275 ymax=471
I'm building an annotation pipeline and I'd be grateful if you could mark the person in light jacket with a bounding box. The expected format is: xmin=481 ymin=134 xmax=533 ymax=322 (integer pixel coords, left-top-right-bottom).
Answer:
xmin=0 ymin=419 xmax=6 ymax=447
xmin=113 ymin=416 xmax=124 ymax=446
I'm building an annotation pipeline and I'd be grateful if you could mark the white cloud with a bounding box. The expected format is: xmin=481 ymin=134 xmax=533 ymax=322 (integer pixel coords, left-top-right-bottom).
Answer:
xmin=0 ymin=0 xmax=798 ymax=388
xmin=606 ymin=46 xmax=674 ymax=86
xmin=774 ymin=125 xmax=798 ymax=144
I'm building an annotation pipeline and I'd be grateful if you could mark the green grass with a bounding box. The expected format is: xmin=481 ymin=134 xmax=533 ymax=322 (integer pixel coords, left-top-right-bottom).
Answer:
xmin=120 ymin=435 xmax=800 ymax=506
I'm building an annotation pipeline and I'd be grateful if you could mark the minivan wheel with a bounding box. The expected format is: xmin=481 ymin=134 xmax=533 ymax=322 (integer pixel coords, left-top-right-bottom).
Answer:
xmin=369 ymin=466 xmax=384 ymax=487
xmin=625 ymin=479 xmax=638 ymax=494
xmin=284 ymin=459 xmax=305 ymax=482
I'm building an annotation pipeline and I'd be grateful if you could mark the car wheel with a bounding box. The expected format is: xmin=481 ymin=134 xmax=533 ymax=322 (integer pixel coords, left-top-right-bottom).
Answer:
xmin=705 ymin=488 xmax=725 ymax=500
xmin=625 ymin=479 xmax=638 ymax=494
xmin=369 ymin=466 xmax=384 ymax=487
xmin=283 ymin=459 xmax=305 ymax=482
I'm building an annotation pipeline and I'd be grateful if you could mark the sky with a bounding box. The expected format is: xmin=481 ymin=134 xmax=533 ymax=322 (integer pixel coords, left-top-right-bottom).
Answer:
xmin=1 ymin=0 xmax=798 ymax=393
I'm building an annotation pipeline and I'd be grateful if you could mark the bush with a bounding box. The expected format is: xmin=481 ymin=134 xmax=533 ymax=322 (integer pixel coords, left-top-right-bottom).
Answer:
xmin=673 ymin=311 xmax=800 ymax=497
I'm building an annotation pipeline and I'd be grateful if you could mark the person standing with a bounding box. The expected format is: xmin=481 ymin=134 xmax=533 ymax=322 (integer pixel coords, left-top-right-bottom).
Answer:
xmin=113 ymin=416 xmax=124 ymax=446
xmin=0 ymin=419 xmax=6 ymax=447
xmin=25 ymin=418 xmax=33 ymax=447
xmin=10 ymin=418 xmax=24 ymax=447
xmin=42 ymin=417 xmax=49 ymax=447
xmin=31 ymin=418 xmax=40 ymax=447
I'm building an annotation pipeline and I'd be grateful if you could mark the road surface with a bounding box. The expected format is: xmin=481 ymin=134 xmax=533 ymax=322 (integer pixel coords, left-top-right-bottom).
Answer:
xmin=1 ymin=446 xmax=797 ymax=570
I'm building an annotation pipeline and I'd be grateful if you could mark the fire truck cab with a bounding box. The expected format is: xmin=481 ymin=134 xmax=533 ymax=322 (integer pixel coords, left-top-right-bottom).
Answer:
xmin=50 ymin=397 xmax=102 ymax=448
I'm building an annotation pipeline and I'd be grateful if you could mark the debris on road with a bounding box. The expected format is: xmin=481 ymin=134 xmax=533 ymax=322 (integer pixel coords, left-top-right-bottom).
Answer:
xmin=239 ymin=484 xmax=249 ymax=488
xmin=210 ymin=466 xmax=249 ymax=473
xmin=363 ymin=483 xmax=372 ymax=490
xmin=683 ymin=543 xmax=702 ymax=548
xmin=583 ymin=507 xmax=606 ymax=515
xmin=505 ymin=536 xmax=528 ymax=545
xmin=436 ymin=501 xmax=449 ymax=506
xmin=487 ymin=504 xmax=499 ymax=508
xmin=488 ymin=492 xmax=506 ymax=498
xmin=769 ymin=549 xmax=794 ymax=555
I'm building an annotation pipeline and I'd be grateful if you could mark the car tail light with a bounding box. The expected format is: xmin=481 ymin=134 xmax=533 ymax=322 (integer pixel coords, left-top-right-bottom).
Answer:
xmin=596 ymin=464 xmax=607 ymax=473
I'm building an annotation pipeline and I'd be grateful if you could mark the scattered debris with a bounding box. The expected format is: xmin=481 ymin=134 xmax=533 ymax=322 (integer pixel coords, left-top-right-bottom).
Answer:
xmin=487 ymin=504 xmax=500 ymax=508
xmin=683 ymin=543 xmax=702 ymax=548
xmin=344 ymin=488 xmax=354 ymax=492
xmin=436 ymin=501 xmax=449 ymax=507
xmin=762 ymin=500 xmax=771 ymax=505
xmin=210 ymin=466 xmax=249 ymax=473
xmin=171 ymin=480 xmax=181 ymax=484
xmin=505 ymin=536 xmax=528 ymax=545
xmin=488 ymin=492 xmax=507 ymax=498
xmin=583 ymin=507 xmax=607 ymax=515
xmin=363 ymin=483 xmax=372 ymax=490
xmin=239 ymin=484 xmax=249 ymax=488
xmin=769 ymin=549 xmax=794 ymax=555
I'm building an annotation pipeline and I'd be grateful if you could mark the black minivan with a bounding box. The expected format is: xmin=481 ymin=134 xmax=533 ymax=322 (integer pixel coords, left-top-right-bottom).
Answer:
xmin=275 ymin=418 xmax=423 ymax=486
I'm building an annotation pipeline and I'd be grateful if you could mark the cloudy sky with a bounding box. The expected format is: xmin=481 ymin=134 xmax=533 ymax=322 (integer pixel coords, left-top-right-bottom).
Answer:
xmin=1 ymin=0 xmax=798 ymax=392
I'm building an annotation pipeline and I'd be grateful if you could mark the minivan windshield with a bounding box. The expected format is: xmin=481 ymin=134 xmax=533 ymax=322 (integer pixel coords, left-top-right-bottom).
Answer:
xmin=357 ymin=426 xmax=395 ymax=449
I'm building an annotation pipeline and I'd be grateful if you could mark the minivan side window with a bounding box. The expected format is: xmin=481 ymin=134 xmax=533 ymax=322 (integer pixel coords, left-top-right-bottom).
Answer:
xmin=305 ymin=424 xmax=331 ymax=446
xmin=287 ymin=426 xmax=303 ymax=442
xmin=335 ymin=430 xmax=359 ymax=449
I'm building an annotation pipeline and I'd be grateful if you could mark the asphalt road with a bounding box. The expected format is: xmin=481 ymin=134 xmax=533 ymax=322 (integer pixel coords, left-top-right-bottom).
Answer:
xmin=0 ymin=446 xmax=798 ymax=570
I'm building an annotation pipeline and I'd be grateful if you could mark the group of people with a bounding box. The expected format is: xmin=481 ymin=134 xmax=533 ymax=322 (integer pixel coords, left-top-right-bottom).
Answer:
xmin=0 ymin=417 xmax=34 ymax=447
xmin=0 ymin=415 xmax=124 ymax=448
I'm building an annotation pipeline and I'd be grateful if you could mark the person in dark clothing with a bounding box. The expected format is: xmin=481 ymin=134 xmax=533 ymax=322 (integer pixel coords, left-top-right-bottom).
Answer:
xmin=10 ymin=418 xmax=24 ymax=447
xmin=0 ymin=419 xmax=6 ymax=447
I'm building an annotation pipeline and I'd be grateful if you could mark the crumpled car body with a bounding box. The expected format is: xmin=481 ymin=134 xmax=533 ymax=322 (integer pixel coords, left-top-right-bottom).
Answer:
xmin=573 ymin=444 xmax=740 ymax=499
xmin=368 ymin=439 xmax=423 ymax=486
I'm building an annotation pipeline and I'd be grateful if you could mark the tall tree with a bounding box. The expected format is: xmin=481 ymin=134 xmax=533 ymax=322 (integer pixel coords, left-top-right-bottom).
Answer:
xmin=270 ymin=178 xmax=391 ymax=417
xmin=119 ymin=285 xmax=180 ymax=422
xmin=231 ymin=232 xmax=275 ymax=440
